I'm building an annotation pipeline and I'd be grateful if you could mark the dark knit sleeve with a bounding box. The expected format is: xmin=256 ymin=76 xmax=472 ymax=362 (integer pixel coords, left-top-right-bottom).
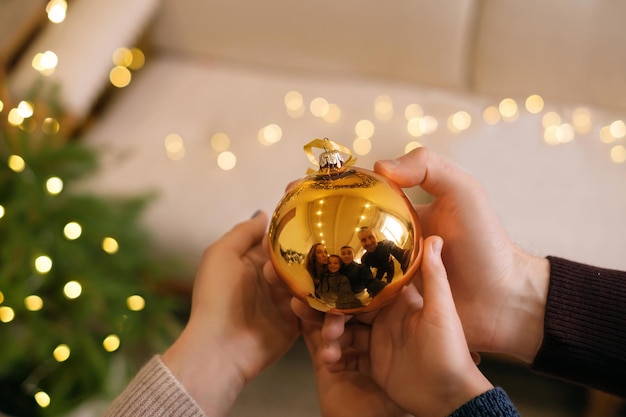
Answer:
xmin=531 ymin=256 xmax=626 ymax=398
xmin=448 ymin=388 xmax=520 ymax=417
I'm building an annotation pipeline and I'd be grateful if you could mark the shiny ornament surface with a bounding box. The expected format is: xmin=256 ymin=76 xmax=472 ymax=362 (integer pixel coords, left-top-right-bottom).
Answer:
xmin=269 ymin=139 xmax=423 ymax=314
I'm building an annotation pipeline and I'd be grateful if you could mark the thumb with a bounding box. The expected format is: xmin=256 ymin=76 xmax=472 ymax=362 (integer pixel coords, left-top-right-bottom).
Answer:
xmin=374 ymin=147 xmax=477 ymax=200
xmin=420 ymin=236 xmax=456 ymax=313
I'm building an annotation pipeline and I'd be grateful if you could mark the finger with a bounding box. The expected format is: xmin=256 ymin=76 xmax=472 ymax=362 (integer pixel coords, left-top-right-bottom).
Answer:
xmin=218 ymin=211 xmax=268 ymax=256
xmin=262 ymin=259 xmax=283 ymax=287
xmin=373 ymin=147 xmax=478 ymax=199
xmin=291 ymin=297 xmax=325 ymax=325
xmin=321 ymin=313 xmax=349 ymax=341
xmin=420 ymin=235 xmax=456 ymax=312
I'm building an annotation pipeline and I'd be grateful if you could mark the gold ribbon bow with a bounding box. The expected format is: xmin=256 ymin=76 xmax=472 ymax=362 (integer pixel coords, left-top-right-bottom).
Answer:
xmin=303 ymin=138 xmax=356 ymax=174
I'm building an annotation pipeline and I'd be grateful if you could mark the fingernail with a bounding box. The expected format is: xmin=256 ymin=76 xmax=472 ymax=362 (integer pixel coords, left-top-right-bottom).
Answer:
xmin=251 ymin=209 xmax=262 ymax=219
xmin=430 ymin=236 xmax=443 ymax=256
xmin=377 ymin=159 xmax=400 ymax=170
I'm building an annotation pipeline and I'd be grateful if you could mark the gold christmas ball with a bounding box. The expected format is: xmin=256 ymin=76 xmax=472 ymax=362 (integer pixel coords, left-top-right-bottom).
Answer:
xmin=268 ymin=138 xmax=423 ymax=314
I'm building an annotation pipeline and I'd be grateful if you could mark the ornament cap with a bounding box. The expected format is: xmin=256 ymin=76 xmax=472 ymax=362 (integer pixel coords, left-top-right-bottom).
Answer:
xmin=303 ymin=138 xmax=356 ymax=175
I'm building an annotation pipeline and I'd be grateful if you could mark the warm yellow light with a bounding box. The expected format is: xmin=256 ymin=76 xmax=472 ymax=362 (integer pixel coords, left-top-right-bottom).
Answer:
xmin=217 ymin=151 xmax=237 ymax=171
xmin=53 ymin=344 xmax=71 ymax=362
xmin=355 ymin=119 xmax=375 ymax=138
xmin=353 ymin=137 xmax=372 ymax=156
xmin=35 ymin=255 xmax=53 ymax=274
xmin=525 ymin=94 xmax=544 ymax=114
xmin=109 ymin=66 xmax=132 ymax=88
xmin=0 ymin=306 xmax=15 ymax=322
xmin=405 ymin=141 xmax=422 ymax=154
xmin=610 ymin=120 xmax=626 ymax=139
xmin=404 ymin=103 xmax=423 ymax=120
xmin=103 ymin=334 xmax=121 ymax=352
xmin=7 ymin=109 xmax=24 ymax=126
xmin=34 ymin=391 xmax=51 ymax=408
xmin=63 ymin=222 xmax=82 ymax=240
xmin=32 ymin=51 xmax=58 ymax=75
xmin=129 ymin=48 xmax=145 ymax=70
xmin=42 ymin=117 xmax=60 ymax=135
xmin=544 ymin=124 xmax=574 ymax=145
xmin=164 ymin=133 xmax=185 ymax=161
xmin=572 ymin=108 xmax=592 ymax=134
xmin=127 ymin=295 xmax=146 ymax=311
xmin=0 ymin=100 xmax=4 ymax=112
xmin=210 ymin=132 xmax=230 ymax=152
xmin=46 ymin=177 xmax=64 ymax=195
xmin=610 ymin=145 xmax=626 ymax=163
xmin=599 ymin=125 xmax=615 ymax=144
xmin=482 ymin=106 xmax=501 ymax=125
xmin=258 ymin=124 xmax=282 ymax=146
xmin=374 ymin=95 xmax=393 ymax=121
xmin=448 ymin=111 xmax=472 ymax=132
xmin=284 ymin=90 xmax=303 ymax=111
xmin=499 ymin=98 xmax=518 ymax=119
xmin=46 ymin=0 xmax=67 ymax=23
xmin=112 ymin=47 xmax=133 ymax=67
xmin=407 ymin=117 xmax=423 ymax=137
xmin=542 ymin=111 xmax=561 ymax=129
xmin=322 ymin=103 xmax=341 ymax=123
xmin=0 ymin=291 xmax=4 ymax=303
xmin=310 ymin=97 xmax=330 ymax=117
xmin=102 ymin=237 xmax=119 ymax=254
xmin=17 ymin=101 xmax=34 ymax=118
xmin=420 ymin=115 xmax=438 ymax=134
xmin=8 ymin=155 xmax=25 ymax=172
xmin=63 ymin=281 xmax=82 ymax=299
xmin=25 ymin=295 xmax=43 ymax=311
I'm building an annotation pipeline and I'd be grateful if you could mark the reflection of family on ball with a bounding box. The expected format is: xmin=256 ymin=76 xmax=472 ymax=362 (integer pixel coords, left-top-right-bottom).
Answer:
xmin=306 ymin=226 xmax=410 ymax=309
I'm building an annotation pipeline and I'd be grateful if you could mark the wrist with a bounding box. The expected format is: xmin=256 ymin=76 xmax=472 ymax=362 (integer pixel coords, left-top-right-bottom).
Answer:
xmin=162 ymin=326 xmax=245 ymax=417
xmin=504 ymin=249 xmax=549 ymax=363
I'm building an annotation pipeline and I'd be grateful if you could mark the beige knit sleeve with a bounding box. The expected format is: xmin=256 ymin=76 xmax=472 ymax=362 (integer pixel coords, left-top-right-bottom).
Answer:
xmin=103 ymin=355 xmax=206 ymax=417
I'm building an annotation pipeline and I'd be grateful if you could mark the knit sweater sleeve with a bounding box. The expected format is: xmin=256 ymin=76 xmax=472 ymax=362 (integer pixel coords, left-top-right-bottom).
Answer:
xmin=448 ymin=387 xmax=520 ymax=417
xmin=103 ymin=355 xmax=206 ymax=417
xmin=531 ymin=256 xmax=626 ymax=398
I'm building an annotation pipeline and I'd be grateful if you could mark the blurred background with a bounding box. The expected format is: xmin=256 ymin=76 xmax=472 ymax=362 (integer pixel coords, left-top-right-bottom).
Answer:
xmin=1 ymin=0 xmax=625 ymax=415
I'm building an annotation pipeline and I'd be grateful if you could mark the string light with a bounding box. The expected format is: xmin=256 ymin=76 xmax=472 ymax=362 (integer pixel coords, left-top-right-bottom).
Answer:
xmin=110 ymin=66 xmax=132 ymax=88
xmin=53 ymin=344 xmax=71 ymax=362
xmin=34 ymin=255 xmax=53 ymax=274
xmin=0 ymin=306 xmax=15 ymax=322
xmin=127 ymin=295 xmax=146 ymax=311
xmin=353 ymin=137 xmax=372 ymax=155
xmin=355 ymin=119 xmax=375 ymax=138
xmin=210 ymin=132 xmax=230 ymax=152
xmin=24 ymin=295 xmax=44 ymax=311
xmin=217 ymin=151 xmax=237 ymax=170
xmin=322 ymin=103 xmax=342 ymax=123
xmin=404 ymin=103 xmax=424 ymax=119
xmin=164 ymin=133 xmax=185 ymax=161
xmin=63 ymin=222 xmax=82 ymax=240
xmin=284 ymin=90 xmax=305 ymax=118
xmin=63 ymin=281 xmax=82 ymax=299
xmin=46 ymin=177 xmax=64 ymax=195
xmin=258 ymin=124 xmax=282 ymax=146
xmin=34 ymin=391 xmax=51 ymax=408
xmin=102 ymin=237 xmax=119 ymax=254
xmin=46 ymin=0 xmax=67 ymax=23
xmin=31 ymin=51 xmax=58 ymax=76
xmin=103 ymin=334 xmax=121 ymax=352
xmin=375 ymin=95 xmax=394 ymax=121
xmin=0 ymin=205 xmax=5 ymax=219
xmin=310 ymin=97 xmax=330 ymax=118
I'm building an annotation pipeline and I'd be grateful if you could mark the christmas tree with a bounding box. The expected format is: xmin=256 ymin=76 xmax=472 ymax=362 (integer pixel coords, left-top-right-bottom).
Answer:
xmin=0 ymin=44 xmax=184 ymax=417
